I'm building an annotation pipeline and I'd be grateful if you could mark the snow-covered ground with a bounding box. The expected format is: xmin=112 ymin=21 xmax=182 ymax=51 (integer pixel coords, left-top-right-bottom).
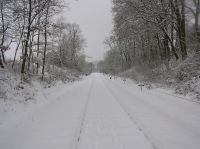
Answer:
xmin=0 ymin=73 xmax=200 ymax=149
xmin=0 ymin=67 xmax=81 ymax=128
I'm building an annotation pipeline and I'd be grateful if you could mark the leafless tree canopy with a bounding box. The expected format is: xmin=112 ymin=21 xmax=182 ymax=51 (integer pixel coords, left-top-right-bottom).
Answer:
xmin=0 ymin=0 xmax=92 ymax=80
xmin=99 ymin=0 xmax=200 ymax=74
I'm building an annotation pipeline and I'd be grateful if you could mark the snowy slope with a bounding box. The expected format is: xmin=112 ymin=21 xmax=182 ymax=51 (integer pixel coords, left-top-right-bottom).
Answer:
xmin=0 ymin=73 xmax=200 ymax=149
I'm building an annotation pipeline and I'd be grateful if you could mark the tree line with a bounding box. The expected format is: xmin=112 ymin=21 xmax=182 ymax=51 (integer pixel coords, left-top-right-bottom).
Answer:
xmin=99 ymin=0 xmax=200 ymax=74
xmin=0 ymin=0 xmax=92 ymax=80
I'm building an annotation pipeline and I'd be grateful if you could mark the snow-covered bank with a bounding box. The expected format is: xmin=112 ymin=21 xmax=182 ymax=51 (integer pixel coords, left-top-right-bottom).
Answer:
xmin=119 ymin=53 xmax=200 ymax=103
xmin=0 ymin=74 xmax=93 ymax=149
xmin=0 ymin=68 xmax=82 ymax=129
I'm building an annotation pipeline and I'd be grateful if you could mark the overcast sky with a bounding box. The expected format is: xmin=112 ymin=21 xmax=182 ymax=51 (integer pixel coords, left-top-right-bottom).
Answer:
xmin=64 ymin=0 xmax=113 ymax=62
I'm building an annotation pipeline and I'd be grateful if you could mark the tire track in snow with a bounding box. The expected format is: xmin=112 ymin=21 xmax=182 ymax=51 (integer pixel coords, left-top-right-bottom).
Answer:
xmin=110 ymin=78 xmax=200 ymax=137
xmin=71 ymin=78 xmax=94 ymax=149
xmin=102 ymin=79 xmax=161 ymax=149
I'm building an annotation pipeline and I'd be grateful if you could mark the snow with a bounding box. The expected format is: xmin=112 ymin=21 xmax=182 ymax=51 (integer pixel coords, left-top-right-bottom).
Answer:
xmin=1 ymin=73 xmax=200 ymax=149
xmin=0 ymin=68 xmax=80 ymax=129
xmin=0 ymin=76 xmax=92 ymax=149
xmin=105 ymin=75 xmax=200 ymax=149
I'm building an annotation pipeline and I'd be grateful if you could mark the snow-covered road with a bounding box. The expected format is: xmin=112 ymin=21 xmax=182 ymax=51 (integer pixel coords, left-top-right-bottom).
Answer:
xmin=1 ymin=73 xmax=200 ymax=149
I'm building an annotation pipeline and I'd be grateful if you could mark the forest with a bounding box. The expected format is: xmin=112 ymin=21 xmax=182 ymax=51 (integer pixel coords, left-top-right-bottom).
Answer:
xmin=0 ymin=0 xmax=93 ymax=82
xmin=99 ymin=0 xmax=200 ymax=98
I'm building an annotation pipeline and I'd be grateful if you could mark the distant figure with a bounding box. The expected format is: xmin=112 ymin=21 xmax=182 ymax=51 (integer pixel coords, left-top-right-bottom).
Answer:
xmin=123 ymin=78 xmax=126 ymax=83
xmin=110 ymin=76 xmax=112 ymax=79
xmin=138 ymin=83 xmax=145 ymax=91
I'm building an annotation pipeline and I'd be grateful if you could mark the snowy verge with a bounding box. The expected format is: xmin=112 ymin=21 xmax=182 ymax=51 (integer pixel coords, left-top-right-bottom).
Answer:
xmin=116 ymin=66 xmax=200 ymax=104
xmin=0 ymin=68 xmax=82 ymax=128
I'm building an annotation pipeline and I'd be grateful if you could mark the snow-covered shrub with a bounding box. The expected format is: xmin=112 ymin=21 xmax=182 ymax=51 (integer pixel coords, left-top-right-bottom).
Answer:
xmin=175 ymin=71 xmax=189 ymax=82
xmin=43 ymin=65 xmax=81 ymax=85
xmin=0 ymin=87 xmax=7 ymax=100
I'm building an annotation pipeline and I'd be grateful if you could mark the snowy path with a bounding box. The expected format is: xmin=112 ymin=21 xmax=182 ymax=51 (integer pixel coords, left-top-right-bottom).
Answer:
xmin=1 ymin=73 xmax=200 ymax=149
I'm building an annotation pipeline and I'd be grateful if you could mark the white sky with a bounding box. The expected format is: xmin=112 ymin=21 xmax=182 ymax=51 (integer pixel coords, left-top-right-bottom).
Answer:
xmin=64 ymin=0 xmax=113 ymax=62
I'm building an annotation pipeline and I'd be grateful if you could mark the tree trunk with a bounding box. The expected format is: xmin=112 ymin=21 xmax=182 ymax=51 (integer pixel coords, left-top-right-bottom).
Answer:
xmin=0 ymin=1 xmax=5 ymax=66
xmin=0 ymin=55 xmax=4 ymax=68
xmin=12 ymin=25 xmax=25 ymax=68
xmin=175 ymin=0 xmax=187 ymax=60
xmin=36 ymin=0 xmax=41 ymax=74
xmin=180 ymin=0 xmax=187 ymax=59
xmin=21 ymin=0 xmax=32 ymax=76
xmin=28 ymin=32 xmax=34 ymax=72
xmin=194 ymin=0 xmax=200 ymax=52
xmin=163 ymin=34 xmax=170 ymax=70
xmin=42 ymin=3 xmax=49 ymax=81
xmin=36 ymin=28 xmax=40 ymax=74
